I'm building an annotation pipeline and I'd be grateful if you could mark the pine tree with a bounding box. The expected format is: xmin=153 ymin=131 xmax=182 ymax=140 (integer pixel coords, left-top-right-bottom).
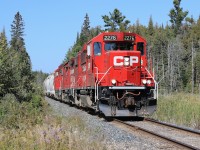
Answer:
xmin=89 ymin=26 xmax=102 ymax=39
xmin=102 ymin=9 xmax=130 ymax=31
xmin=80 ymin=13 xmax=90 ymax=46
xmin=169 ymin=0 xmax=188 ymax=34
xmin=67 ymin=13 xmax=91 ymax=59
xmin=10 ymin=11 xmax=33 ymax=101
xmin=0 ymin=29 xmax=7 ymax=57
xmin=148 ymin=16 xmax=154 ymax=36
xmin=10 ymin=12 xmax=25 ymax=51
xmin=135 ymin=19 xmax=141 ymax=35
xmin=63 ymin=48 xmax=73 ymax=63
xmin=76 ymin=32 xmax=80 ymax=44
xmin=185 ymin=16 xmax=195 ymax=26
xmin=0 ymin=30 xmax=8 ymax=97
xmin=0 ymin=30 xmax=19 ymax=97
xmin=81 ymin=13 xmax=90 ymax=38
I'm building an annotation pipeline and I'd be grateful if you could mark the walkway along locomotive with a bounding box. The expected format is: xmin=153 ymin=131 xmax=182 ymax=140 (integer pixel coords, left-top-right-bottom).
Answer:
xmin=44 ymin=32 xmax=157 ymax=117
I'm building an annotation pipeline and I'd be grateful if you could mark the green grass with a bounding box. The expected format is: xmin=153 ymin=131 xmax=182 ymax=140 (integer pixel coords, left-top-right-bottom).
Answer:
xmin=153 ymin=93 xmax=200 ymax=129
xmin=0 ymin=94 xmax=105 ymax=150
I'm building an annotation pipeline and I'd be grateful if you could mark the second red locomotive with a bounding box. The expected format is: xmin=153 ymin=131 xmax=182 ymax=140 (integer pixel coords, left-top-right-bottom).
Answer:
xmin=45 ymin=32 xmax=157 ymax=117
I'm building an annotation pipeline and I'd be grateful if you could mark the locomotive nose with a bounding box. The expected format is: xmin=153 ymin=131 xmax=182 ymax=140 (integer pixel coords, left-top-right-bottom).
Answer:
xmin=108 ymin=51 xmax=141 ymax=86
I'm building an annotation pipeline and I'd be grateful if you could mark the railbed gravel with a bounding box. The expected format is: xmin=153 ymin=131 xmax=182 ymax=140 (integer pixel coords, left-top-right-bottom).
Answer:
xmin=45 ymin=97 xmax=179 ymax=150
xmin=127 ymin=120 xmax=200 ymax=149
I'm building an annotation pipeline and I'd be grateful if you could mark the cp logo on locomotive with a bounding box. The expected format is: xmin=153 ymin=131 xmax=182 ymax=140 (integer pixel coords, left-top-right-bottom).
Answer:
xmin=113 ymin=56 xmax=139 ymax=66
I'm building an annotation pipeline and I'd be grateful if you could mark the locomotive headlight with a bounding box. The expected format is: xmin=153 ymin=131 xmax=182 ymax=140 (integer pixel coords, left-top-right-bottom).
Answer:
xmin=111 ymin=79 xmax=116 ymax=85
xmin=142 ymin=79 xmax=147 ymax=84
xmin=147 ymin=80 xmax=151 ymax=84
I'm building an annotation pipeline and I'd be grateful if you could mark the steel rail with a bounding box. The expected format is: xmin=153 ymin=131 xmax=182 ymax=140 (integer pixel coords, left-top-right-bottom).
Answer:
xmin=114 ymin=119 xmax=200 ymax=150
xmin=144 ymin=118 xmax=200 ymax=135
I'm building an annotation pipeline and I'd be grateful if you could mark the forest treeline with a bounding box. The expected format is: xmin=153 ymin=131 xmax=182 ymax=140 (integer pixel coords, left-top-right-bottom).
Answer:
xmin=64 ymin=0 xmax=200 ymax=94
xmin=0 ymin=12 xmax=47 ymax=101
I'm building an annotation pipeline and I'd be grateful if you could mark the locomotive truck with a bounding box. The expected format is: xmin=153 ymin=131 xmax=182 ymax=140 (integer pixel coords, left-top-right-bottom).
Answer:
xmin=44 ymin=31 xmax=157 ymax=117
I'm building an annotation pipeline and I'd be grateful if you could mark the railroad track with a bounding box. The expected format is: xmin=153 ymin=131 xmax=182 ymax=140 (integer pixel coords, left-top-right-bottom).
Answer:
xmin=113 ymin=119 xmax=200 ymax=150
xmin=144 ymin=118 xmax=200 ymax=135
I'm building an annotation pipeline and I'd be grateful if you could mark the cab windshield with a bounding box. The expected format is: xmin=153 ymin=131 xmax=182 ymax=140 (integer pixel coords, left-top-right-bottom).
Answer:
xmin=105 ymin=42 xmax=133 ymax=51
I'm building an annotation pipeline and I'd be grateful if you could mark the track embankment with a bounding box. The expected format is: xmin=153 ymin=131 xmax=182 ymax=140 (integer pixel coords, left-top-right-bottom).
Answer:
xmin=46 ymin=97 xmax=200 ymax=150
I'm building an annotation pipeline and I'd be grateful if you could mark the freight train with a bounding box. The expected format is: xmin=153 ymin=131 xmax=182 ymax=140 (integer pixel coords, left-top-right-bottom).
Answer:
xmin=44 ymin=32 xmax=157 ymax=117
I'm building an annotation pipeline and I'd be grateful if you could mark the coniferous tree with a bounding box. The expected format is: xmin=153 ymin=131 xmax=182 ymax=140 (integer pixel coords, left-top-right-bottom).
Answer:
xmin=88 ymin=26 xmax=102 ymax=40
xmin=10 ymin=11 xmax=33 ymax=101
xmin=102 ymin=9 xmax=130 ymax=31
xmin=148 ymin=16 xmax=154 ymax=36
xmin=0 ymin=29 xmax=7 ymax=54
xmin=185 ymin=15 xmax=195 ymax=26
xmin=63 ymin=48 xmax=73 ymax=63
xmin=169 ymin=0 xmax=188 ymax=34
xmin=146 ymin=16 xmax=154 ymax=61
xmin=80 ymin=13 xmax=90 ymax=46
xmin=64 ymin=13 xmax=91 ymax=62
xmin=76 ymin=32 xmax=80 ymax=44
xmin=0 ymin=30 xmax=19 ymax=97
xmin=0 ymin=30 xmax=9 ymax=96
xmin=10 ymin=12 xmax=25 ymax=51
xmin=135 ymin=19 xmax=141 ymax=35
xmin=81 ymin=13 xmax=90 ymax=37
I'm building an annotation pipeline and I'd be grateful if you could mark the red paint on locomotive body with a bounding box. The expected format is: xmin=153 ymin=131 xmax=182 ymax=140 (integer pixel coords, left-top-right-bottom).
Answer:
xmin=62 ymin=62 xmax=70 ymax=90
xmin=84 ymin=32 xmax=154 ymax=88
xmin=54 ymin=66 xmax=62 ymax=91
xmin=51 ymin=32 xmax=157 ymax=117
xmin=106 ymin=51 xmax=141 ymax=86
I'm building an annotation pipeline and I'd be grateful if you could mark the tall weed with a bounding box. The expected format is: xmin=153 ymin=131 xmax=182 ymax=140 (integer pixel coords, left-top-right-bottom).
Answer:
xmin=0 ymin=114 xmax=105 ymax=150
xmin=153 ymin=93 xmax=200 ymax=129
xmin=0 ymin=94 xmax=105 ymax=150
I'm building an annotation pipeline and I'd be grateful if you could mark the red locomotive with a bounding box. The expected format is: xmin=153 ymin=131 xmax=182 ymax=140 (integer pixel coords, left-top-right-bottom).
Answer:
xmin=44 ymin=32 xmax=157 ymax=117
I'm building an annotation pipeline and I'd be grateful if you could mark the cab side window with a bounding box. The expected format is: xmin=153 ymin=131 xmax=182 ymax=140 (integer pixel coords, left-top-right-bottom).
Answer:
xmin=137 ymin=42 xmax=144 ymax=55
xmin=94 ymin=42 xmax=101 ymax=56
xmin=59 ymin=69 xmax=63 ymax=76
xmin=81 ymin=51 xmax=86 ymax=64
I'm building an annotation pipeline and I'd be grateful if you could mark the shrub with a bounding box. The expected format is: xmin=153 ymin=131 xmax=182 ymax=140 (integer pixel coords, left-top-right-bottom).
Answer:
xmin=31 ymin=94 xmax=44 ymax=109
xmin=0 ymin=94 xmax=45 ymax=129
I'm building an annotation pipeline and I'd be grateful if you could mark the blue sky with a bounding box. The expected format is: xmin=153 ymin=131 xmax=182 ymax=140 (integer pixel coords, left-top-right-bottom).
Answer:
xmin=0 ymin=0 xmax=199 ymax=73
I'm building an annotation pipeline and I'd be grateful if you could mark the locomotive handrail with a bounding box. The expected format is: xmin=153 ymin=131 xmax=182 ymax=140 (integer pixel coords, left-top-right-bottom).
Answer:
xmin=94 ymin=66 xmax=113 ymax=104
xmin=75 ymin=77 xmax=81 ymax=86
xmin=96 ymin=66 xmax=113 ymax=85
xmin=144 ymin=67 xmax=158 ymax=100
xmin=94 ymin=67 xmax=98 ymax=103
xmin=131 ymin=66 xmax=139 ymax=72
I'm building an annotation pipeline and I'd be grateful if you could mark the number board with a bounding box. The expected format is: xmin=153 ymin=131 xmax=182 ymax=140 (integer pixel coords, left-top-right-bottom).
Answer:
xmin=103 ymin=35 xmax=117 ymax=41
xmin=124 ymin=36 xmax=135 ymax=41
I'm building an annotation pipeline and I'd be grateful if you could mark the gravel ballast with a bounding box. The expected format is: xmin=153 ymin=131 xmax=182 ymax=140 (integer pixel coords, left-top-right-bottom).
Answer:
xmin=45 ymin=97 xmax=178 ymax=150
